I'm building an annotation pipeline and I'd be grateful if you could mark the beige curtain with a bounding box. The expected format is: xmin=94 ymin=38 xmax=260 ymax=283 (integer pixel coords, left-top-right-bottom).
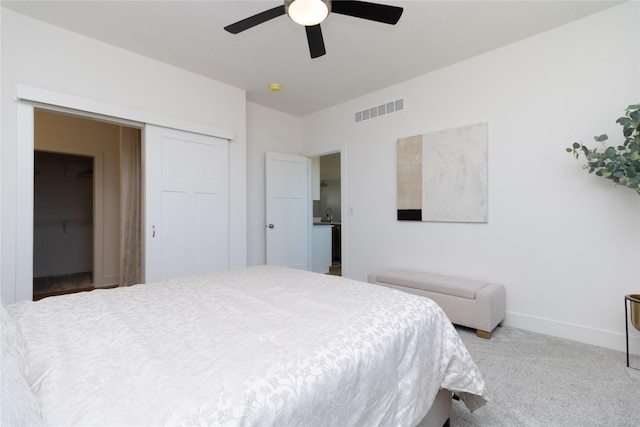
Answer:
xmin=120 ymin=128 xmax=142 ymax=286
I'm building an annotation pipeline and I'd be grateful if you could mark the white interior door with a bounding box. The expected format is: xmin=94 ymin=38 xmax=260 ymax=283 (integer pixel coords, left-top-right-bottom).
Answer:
xmin=144 ymin=125 xmax=229 ymax=282
xmin=265 ymin=152 xmax=309 ymax=270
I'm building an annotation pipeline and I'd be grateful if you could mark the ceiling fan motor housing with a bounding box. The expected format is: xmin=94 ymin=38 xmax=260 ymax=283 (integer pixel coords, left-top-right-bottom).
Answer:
xmin=285 ymin=0 xmax=332 ymax=26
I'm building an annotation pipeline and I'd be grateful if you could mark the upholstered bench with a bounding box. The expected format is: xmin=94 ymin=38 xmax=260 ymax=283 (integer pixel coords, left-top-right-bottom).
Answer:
xmin=368 ymin=269 xmax=505 ymax=339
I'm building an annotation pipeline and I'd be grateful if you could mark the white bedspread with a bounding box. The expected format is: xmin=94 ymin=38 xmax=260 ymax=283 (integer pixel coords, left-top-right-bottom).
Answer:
xmin=8 ymin=265 xmax=487 ymax=426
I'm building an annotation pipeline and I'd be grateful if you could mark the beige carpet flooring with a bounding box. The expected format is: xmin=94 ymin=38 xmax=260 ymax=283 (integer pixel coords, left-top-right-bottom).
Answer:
xmin=328 ymin=263 xmax=342 ymax=276
xmin=33 ymin=272 xmax=94 ymax=300
xmin=451 ymin=325 xmax=640 ymax=426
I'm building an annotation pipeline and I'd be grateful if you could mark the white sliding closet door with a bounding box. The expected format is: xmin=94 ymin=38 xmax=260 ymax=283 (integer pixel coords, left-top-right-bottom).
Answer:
xmin=144 ymin=125 xmax=229 ymax=282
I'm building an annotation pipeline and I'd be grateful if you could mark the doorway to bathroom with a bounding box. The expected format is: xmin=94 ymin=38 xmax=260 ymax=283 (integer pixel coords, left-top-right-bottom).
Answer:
xmin=312 ymin=152 xmax=341 ymax=276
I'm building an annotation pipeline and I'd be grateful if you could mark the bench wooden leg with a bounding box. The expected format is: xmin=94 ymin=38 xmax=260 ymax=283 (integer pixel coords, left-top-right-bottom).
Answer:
xmin=476 ymin=329 xmax=491 ymax=339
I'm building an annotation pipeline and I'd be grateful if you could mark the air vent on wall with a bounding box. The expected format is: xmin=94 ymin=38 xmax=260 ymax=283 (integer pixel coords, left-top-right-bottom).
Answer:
xmin=355 ymin=98 xmax=404 ymax=123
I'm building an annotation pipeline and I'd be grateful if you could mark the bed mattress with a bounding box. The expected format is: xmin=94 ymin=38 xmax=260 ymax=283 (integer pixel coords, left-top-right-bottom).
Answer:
xmin=7 ymin=265 xmax=488 ymax=426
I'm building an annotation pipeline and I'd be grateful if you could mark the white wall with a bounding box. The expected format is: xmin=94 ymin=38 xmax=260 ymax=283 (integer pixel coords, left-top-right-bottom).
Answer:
xmin=1 ymin=9 xmax=247 ymax=302
xmin=301 ymin=2 xmax=640 ymax=353
xmin=246 ymin=102 xmax=302 ymax=266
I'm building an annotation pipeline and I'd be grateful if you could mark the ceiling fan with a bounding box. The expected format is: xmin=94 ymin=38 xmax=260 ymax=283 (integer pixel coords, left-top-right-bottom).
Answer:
xmin=224 ymin=0 xmax=404 ymax=59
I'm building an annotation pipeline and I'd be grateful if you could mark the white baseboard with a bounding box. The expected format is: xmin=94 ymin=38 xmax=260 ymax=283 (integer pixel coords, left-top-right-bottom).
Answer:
xmin=504 ymin=311 xmax=640 ymax=356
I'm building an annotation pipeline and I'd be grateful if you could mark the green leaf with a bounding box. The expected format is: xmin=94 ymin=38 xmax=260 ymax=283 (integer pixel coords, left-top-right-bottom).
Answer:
xmin=617 ymin=117 xmax=631 ymax=126
xmin=605 ymin=147 xmax=616 ymax=159
xmin=567 ymin=104 xmax=640 ymax=196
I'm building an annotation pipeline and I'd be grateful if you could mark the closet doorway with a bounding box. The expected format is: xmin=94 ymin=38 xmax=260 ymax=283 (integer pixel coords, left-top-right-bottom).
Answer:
xmin=33 ymin=151 xmax=95 ymax=299
xmin=32 ymin=109 xmax=142 ymax=300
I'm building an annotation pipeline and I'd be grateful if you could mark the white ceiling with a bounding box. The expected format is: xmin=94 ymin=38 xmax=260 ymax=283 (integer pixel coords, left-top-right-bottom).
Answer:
xmin=1 ymin=0 xmax=623 ymax=116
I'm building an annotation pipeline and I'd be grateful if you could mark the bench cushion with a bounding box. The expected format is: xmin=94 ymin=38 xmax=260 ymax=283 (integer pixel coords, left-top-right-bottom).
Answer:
xmin=374 ymin=269 xmax=489 ymax=300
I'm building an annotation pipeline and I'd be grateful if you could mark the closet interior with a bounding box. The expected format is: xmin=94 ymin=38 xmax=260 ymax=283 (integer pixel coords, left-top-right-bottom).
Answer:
xmin=33 ymin=151 xmax=94 ymax=299
xmin=32 ymin=109 xmax=141 ymax=300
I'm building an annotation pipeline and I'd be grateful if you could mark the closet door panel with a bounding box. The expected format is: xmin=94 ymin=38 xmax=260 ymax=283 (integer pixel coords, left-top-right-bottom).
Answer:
xmin=160 ymin=191 xmax=190 ymax=281
xmin=145 ymin=125 xmax=229 ymax=283
xmin=195 ymin=193 xmax=227 ymax=275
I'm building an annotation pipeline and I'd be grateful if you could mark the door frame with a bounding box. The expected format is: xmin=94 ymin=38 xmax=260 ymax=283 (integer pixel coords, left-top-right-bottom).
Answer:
xmin=12 ymin=84 xmax=234 ymax=302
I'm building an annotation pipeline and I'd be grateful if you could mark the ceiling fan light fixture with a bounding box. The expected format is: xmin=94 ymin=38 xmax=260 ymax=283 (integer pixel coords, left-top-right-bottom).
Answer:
xmin=285 ymin=0 xmax=330 ymax=26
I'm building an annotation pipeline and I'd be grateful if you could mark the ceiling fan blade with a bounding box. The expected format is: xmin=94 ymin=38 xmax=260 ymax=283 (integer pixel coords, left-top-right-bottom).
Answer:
xmin=224 ymin=5 xmax=286 ymax=34
xmin=306 ymin=24 xmax=326 ymax=58
xmin=331 ymin=1 xmax=403 ymax=25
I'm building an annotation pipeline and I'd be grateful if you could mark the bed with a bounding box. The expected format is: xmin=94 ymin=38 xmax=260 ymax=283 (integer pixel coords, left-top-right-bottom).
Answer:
xmin=1 ymin=265 xmax=488 ymax=426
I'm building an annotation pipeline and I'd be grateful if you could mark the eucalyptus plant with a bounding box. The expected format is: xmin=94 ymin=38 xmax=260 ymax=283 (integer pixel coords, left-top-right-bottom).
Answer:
xmin=567 ymin=104 xmax=640 ymax=196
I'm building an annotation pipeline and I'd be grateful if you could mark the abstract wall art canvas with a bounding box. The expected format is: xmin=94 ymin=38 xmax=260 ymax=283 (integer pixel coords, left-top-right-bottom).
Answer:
xmin=397 ymin=122 xmax=488 ymax=223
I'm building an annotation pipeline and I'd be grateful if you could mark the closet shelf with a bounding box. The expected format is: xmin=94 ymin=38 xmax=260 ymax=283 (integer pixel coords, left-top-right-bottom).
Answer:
xmin=34 ymin=219 xmax=93 ymax=233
